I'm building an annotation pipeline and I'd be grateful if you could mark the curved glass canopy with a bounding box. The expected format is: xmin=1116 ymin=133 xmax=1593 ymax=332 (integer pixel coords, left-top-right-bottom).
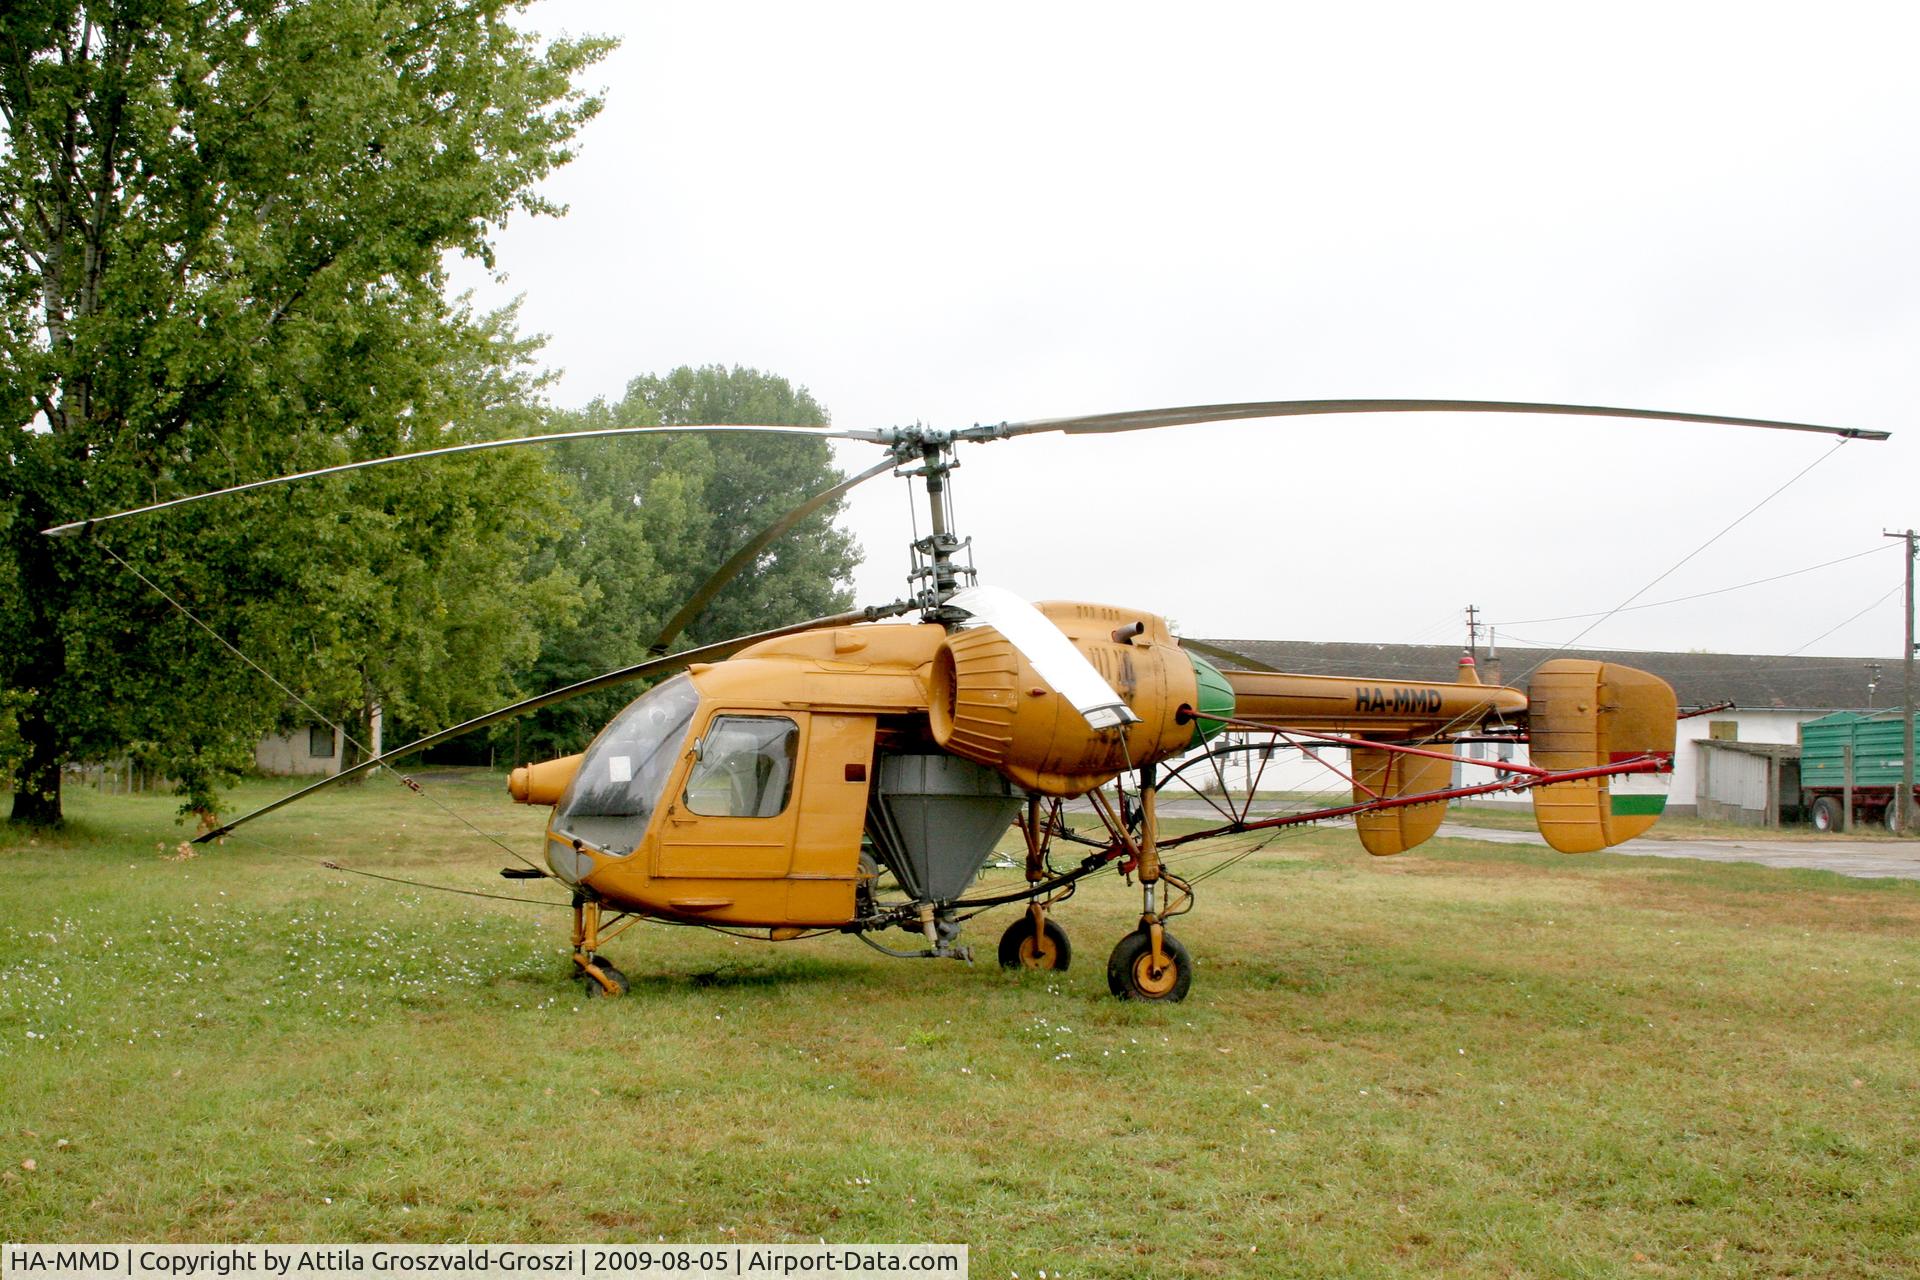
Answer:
xmin=553 ymin=674 xmax=700 ymax=854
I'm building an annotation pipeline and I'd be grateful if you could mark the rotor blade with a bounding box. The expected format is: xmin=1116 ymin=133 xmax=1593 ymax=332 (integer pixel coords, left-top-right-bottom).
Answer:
xmin=649 ymin=454 xmax=899 ymax=654
xmin=42 ymin=423 xmax=859 ymax=538
xmin=194 ymin=600 xmax=911 ymax=844
xmin=981 ymin=399 xmax=1890 ymax=442
xmin=1177 ymin=637 xmax=1279 ymax=673
xmin=947 ymin=585 xmax=1139 ymax=729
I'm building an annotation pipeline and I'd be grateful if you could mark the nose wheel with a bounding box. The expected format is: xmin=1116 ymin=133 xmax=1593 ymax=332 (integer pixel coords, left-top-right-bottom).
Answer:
xmin=577 ymin=955 xmax=629 ymax=997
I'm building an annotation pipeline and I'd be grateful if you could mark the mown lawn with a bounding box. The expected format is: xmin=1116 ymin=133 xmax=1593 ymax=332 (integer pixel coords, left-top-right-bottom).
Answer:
xmin=3 ymin=771 xmax=1917 ymax=1278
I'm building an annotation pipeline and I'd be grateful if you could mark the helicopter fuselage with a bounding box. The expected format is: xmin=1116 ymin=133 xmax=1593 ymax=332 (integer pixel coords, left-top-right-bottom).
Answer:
xmin=524 ymin=604 xmax=1214 ymax=928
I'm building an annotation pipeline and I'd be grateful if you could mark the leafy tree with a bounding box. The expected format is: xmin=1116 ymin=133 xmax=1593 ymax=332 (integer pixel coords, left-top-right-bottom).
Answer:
xmin=506 ymin=366 xmax=861 ymax=759
xmin=0 ymin=1 xmax=612 ymax=824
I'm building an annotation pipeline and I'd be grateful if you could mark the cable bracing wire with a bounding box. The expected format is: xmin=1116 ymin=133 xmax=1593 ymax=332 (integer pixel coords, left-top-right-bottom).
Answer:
xmin=1508 ymin=437 xmax=1855 ymax=683
xmin=95 ymin=541 xmax=546 ymax=871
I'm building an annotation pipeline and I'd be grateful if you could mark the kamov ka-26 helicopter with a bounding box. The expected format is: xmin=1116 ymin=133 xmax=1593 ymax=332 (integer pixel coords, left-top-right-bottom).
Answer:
xmin=48 ymin=398 xmax=1890 ymax=1001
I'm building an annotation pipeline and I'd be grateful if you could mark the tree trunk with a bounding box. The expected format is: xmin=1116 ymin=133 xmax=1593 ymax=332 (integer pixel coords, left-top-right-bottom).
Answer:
xmin=7 ymin=479 xmax=70 ymax=826
xmin=9 ymin=699 xmax=64 ymax=825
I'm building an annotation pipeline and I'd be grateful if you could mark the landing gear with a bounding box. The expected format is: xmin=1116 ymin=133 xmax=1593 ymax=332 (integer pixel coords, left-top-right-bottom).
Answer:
xmin=1106 ymin=926 xmax=1191 ymax=1002
xmin=579 ymin=956 xmax=628 ymax=997
xmin=571 ymin=895 xmax=627 ymax=998
xmin=1092 ymin=762 xmax=1195 ymax=1001
xmin=998 ymin=906 xmax=1071 ymax=970
xmin=1000 ymin=802 xmax=1074 ymax=971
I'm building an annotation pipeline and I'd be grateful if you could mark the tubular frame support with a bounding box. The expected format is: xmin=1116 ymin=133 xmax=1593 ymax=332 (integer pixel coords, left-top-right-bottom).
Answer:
xmin=1155 ymin=756 xmax=1674 ymax=851
xmin=1184 ymin=708 xmax=1676 ymax=781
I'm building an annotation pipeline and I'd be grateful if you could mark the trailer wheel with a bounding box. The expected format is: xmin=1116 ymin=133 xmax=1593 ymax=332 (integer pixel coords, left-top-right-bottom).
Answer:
xmin=1810 ymin=796 xmax=1842 ymax=832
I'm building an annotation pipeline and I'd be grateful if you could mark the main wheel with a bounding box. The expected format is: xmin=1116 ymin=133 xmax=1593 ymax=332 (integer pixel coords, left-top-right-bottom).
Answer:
xmin=1106 ymin=928 xmax=1192 ymax=1002
xmin=998 ymin=913 xmax=1072 ymax=971
xmin=1810 ymin=796 xmax=1842 ymax=832
xmin=580 ymin=956 xmax=629 ymax=998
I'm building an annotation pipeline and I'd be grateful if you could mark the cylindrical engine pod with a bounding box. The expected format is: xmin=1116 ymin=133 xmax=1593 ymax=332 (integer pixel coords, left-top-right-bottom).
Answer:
xmin=928 ymin=602 xmax=1227 ymax=795
xmin=508 ymin=753 xmax=584 ymax=806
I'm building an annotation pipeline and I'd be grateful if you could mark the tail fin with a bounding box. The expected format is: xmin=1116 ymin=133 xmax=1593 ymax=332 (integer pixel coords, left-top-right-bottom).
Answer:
xmin=1352 ymin=746 xmax=1451 ymax=855
xmin=1528 ymin=660 xmax=1676 ymax=852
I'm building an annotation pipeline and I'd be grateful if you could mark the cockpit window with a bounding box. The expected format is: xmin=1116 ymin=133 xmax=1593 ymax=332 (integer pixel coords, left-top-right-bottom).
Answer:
xmin=684 ymin=716 xmax=801 ymax=817
xmin=553 ymin=674 xmax=699 ymax=853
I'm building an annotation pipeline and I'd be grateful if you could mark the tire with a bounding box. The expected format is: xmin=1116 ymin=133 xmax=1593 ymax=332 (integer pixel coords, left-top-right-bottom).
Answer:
xmin=998 ymin=913 xmax=1072 ymax=971
xmin=1106 ymin=928 xmax=1192 ymax=1002
xmin=1810 ymin=796 xmax=1842 ymax=832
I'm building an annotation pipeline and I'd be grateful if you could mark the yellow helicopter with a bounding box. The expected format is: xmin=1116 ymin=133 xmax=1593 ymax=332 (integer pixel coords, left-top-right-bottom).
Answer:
xmin=48 ymin=398 xmax=1889 ymax=1001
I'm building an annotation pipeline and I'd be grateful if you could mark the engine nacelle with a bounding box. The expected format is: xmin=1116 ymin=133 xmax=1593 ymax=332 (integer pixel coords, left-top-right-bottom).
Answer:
xmin=928 ymin=602 xmax=1231 ymax=795
xmin=508 ymin=753 xmax=582 ymax=806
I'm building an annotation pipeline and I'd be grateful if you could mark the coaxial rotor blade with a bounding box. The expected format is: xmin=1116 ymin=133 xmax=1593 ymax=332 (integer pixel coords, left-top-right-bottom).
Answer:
xmin=41 ymin=423 xmax=859 ymax=538
xmin=650 ymin=454 xmax=899 ymax=655
xmin=194 ymin=600 xmax=911 ymax=844
xmin=974 ymin=399 xmax=1890 ymax=442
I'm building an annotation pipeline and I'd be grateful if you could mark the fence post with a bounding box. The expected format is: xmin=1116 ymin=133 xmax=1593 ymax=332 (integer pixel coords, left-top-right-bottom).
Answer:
xmin=1842 ymin=743 xmax=1854 ymax=833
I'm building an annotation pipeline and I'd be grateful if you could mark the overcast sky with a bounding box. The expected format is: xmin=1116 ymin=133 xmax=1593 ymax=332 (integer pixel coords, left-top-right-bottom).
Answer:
xmin=452 ymin=2 xmax=1920 ymax=678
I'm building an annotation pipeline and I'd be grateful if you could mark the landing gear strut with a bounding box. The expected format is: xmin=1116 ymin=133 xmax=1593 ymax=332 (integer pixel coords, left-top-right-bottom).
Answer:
xmin=1106 ymin=763 xmax=1193 ymax=1001
xmin=572 ymin=895 xmax=627 ymax=997
xmin=1001 ymin=796 xmax=1072 ymax=970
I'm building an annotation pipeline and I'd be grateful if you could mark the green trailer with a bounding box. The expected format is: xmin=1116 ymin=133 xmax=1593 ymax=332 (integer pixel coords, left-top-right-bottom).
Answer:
xmin=1799 ymin=711 xmax=1917 ymax=831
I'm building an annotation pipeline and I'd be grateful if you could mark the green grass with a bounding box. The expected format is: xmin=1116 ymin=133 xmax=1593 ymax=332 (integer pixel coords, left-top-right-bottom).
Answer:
xmin=4 ymin=771 xmax=1918 ymax=1278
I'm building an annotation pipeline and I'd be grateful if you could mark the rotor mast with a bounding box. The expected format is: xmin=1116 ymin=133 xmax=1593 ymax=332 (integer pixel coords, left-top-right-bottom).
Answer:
xmin=901 ymin=436 xmax=975 ymax=619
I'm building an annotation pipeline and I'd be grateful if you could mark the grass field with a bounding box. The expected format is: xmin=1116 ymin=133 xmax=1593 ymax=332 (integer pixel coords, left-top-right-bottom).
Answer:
xmin=3 ymin=771 xmax=1917 ymax=1278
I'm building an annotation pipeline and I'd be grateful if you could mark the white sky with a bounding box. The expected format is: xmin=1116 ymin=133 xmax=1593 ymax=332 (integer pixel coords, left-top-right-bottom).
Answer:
xmin=452 ymin=1 xmax=1920 ymax=673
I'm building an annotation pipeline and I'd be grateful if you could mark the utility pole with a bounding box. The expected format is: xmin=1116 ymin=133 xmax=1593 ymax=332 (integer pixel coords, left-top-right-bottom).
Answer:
xmin=1887 ymin=530 xmax=1917 ymax=835
xmin=1465 ymin=604 xmax=1481 ymax=662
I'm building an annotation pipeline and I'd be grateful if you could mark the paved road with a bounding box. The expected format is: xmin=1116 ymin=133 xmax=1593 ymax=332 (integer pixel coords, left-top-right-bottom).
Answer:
xmin=1145 ymin=798 xmax=1920 ymax=881
xmin=1436 ymin=823 xmax=1920 ymax=881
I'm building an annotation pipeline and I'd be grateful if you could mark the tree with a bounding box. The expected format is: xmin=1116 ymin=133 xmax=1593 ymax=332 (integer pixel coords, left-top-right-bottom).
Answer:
xmin=506 ymin=366 xmax=861 ymax=759
xmin=0 ymin=1 xmax=612 ymax=823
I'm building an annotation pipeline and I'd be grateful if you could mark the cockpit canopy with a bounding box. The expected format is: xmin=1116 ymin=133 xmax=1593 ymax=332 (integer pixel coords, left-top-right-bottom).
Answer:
xmin=553 ymin=673 xmax=699 ymax=853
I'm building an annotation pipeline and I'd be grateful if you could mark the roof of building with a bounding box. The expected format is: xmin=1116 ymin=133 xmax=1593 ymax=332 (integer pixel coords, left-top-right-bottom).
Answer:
xmin=1183 ymin=637 xmax=1893 ymax=712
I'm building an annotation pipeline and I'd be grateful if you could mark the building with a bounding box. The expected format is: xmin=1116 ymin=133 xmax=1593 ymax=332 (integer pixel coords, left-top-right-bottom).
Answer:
xmin=1184 ymin=638 xmax=1888 ymax=820
xmin=255 ymin=724 xmax=342 ymax=777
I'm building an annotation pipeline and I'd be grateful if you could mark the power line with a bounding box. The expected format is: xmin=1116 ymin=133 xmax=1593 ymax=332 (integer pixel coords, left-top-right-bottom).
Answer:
xmin=1785 ymin=583 xmax=1904 ymax=656
xmin=1489 ymin=542 xmax=1896 ymax=627
xmin=1519 ymin=438 xmax=1854 ymax=674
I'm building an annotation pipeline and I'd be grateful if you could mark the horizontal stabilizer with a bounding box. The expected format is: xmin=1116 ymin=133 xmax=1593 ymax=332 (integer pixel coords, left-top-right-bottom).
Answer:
xmin=1528 ymin=660 xmax=1677 ymax=852
xmin=1352 ymin=746 xmax=1451 ymax=855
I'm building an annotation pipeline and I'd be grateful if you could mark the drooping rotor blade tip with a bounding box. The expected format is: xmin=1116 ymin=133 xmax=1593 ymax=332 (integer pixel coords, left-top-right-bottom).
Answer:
xmin=43 ymin=422 xmax=862 ymax=535
xmin=993 ymin=399 xmax=1890 ymax=442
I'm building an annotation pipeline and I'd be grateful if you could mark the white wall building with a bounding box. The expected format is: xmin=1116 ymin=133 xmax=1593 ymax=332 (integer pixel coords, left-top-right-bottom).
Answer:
xmin=256 ymin=724 xmax=341 ymax=777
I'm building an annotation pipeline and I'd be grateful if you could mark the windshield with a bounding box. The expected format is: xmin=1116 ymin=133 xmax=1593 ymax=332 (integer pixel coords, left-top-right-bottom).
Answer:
xmin=553 ymin=674 xmax=699 ymax=853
